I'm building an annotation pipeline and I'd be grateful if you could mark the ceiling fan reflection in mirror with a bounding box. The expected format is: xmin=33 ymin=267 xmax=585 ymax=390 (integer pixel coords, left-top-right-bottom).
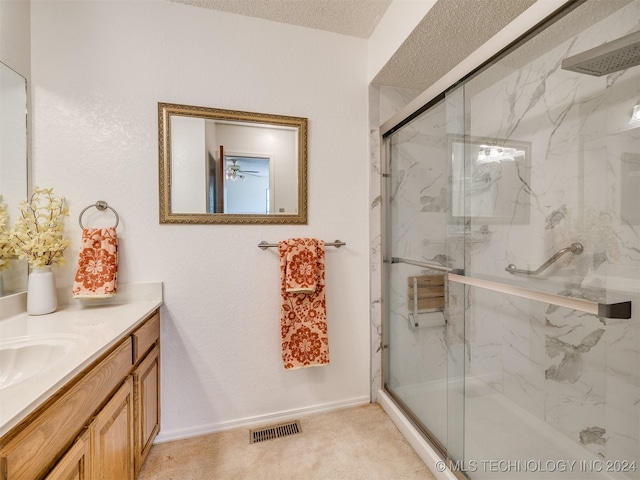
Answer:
xmin=225 ymin=158 xmax=260 ymax=181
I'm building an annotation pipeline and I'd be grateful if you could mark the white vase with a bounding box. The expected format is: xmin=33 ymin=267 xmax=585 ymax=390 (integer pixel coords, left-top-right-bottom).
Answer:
xmin=27 ymin=266 xmax=57 ymax=315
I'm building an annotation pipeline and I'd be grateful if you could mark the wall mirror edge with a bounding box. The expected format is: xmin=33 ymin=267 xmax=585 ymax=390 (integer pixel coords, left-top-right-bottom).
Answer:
xmin=0 ymin=61 xmax=29 ymax=297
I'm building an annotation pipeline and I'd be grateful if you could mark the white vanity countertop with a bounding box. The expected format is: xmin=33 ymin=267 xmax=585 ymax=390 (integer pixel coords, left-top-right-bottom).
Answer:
xmin=0 ymin=282 xmax=163 ymax=437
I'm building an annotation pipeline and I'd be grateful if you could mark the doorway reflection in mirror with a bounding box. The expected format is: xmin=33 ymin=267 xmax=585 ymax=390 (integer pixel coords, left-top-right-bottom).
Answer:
xmin=222 ymin=156 xmax=270 ymax=214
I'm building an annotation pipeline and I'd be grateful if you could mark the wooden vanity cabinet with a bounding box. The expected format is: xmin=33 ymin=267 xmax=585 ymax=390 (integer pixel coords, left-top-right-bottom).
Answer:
xmin=91 ymin=376 xmax=135 ymax=480
xmin=0 ymin=309 xmax=160 ymax=480
xmin=44 ymin=431 xmax=91 ymax=480
xmin=133 ymin=344 xmax=160 ymax=475
xmin=132 ymin=312 xmax=160 ymax=475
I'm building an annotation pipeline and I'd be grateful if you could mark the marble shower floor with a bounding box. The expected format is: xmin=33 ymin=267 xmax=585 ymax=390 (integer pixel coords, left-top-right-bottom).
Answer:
xmin=393 ymin=380 xmax=631 ymax=480
xmin=138 ymin=403 xmax=436 ymax=480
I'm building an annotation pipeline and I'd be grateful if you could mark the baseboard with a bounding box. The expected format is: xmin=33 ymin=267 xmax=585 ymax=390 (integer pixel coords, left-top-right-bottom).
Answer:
xmin=155 ymin=395 xmax=371 ymax=444
xmin=378 ymin=389 xmax=457 ymax=480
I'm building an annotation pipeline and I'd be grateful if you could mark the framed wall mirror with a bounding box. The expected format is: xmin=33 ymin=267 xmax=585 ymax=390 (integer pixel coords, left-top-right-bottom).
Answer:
xmin=158 ymin=103 xmax=307 ymax=224
xmin=0 ymin=61 xmax=28 ymax=296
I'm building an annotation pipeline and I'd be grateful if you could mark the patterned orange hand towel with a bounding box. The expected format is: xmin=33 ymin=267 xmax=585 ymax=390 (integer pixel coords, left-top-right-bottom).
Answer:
xmin=279 ymin=238 xmax=329 ymax=370
xmin=282 ymin=237 xmax=320 ymax=294
xmin=72 ymin=227 xmax=118 ymax=298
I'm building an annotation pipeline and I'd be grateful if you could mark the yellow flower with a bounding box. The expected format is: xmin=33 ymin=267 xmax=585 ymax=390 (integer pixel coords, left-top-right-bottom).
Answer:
xmin=0 ymin=197 xmax=13 ymax=272
xmin=6 ymin=187 xmax=70 ymax=268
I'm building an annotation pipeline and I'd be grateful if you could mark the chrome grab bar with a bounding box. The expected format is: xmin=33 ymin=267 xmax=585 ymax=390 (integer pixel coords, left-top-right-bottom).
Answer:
xmin=505 ymin=242 xmax=583 ymax=275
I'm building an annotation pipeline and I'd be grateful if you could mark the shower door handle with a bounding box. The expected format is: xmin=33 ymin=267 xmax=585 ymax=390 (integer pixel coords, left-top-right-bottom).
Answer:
xmin=449 ymin=273 xmax=632 ymax=320
xmin=505 ymin=242 xmax=583 ymax=275
xmin=393 ymin=255 xmax=631 ymax=320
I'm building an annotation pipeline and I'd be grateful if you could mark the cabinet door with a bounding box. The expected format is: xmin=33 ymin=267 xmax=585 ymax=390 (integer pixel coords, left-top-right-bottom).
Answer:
xmin=44 ymin=431 xmax=92 ymax=480
xmin=134 ymin=344 xmax=160 ymax=475
xmin=91 ymin=377 xmax=134 ymax=480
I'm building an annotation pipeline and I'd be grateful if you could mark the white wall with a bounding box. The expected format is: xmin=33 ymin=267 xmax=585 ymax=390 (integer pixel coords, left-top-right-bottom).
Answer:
xmin=30 ymin=0 xmax=370 ymax=440
xmin=171 ymin=116 xmax=206 ymax=213
xmin=0 ymin=0 xmax=30 ymax=78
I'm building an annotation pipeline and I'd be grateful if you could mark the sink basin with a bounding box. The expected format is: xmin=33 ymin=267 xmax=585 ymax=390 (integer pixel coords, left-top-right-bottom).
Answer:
xmin=0 ymin=334 xmax=87 ymax=389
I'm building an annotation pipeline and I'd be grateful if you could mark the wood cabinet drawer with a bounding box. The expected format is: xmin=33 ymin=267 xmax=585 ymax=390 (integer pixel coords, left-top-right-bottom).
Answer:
xmin=43 ymin=430 xmax=91 ymax=480
xmin=0 ymin=339 xmax=133 ymax=480
xmin=132 ymin=312 xmax=159 ymax=365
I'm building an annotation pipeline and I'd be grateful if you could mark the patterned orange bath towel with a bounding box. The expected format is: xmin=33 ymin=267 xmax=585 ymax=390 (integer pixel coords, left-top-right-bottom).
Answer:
xmin=72 ymin=227 xmax=118 ymax=298
xmin=279 ymin=238 xmax=329 ymax=370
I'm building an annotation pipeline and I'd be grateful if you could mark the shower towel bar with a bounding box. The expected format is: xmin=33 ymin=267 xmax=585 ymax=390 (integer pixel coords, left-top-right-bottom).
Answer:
xmin=505 ymin=242 xmax=583 ymax=275
xmin=390 ymin=257 xmax=461 ymax=273
xmin=448 ymin=273 xmax=631 ymax=320
xmin=78 ymin=200 xmax=120 ymax=229
xmin=258 ymin=239 xmax=346 ymax=250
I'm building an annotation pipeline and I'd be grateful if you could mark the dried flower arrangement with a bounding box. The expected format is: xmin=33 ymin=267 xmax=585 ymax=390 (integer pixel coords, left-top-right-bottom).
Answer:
xmin=0 ymin=197 xmax=12 ymax=272
xmin=5 ymin=187 xmax=71 ymax=268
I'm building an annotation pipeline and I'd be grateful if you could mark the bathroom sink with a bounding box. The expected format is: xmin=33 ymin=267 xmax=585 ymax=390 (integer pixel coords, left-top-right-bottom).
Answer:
xmin=0 ymin=334 xmax=87 ymax=389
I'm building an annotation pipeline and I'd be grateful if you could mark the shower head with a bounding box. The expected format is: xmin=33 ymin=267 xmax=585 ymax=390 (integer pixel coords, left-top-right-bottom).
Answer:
xmin=561 ymin=30 xmax=640 ymax=76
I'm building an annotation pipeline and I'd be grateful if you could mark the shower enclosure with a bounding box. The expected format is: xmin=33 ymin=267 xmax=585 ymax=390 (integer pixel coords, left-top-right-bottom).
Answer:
xmin=382 ymin=1 xmax=640 ymax=478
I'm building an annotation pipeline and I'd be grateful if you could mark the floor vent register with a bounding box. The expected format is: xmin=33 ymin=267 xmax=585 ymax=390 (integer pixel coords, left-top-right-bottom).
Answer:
xmin=250 ymin=420 xmax=302 ymax=444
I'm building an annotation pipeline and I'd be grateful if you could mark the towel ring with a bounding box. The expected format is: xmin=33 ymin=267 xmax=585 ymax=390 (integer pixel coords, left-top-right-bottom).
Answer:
xmin=78 ymin=201 xmax=119 ymax=229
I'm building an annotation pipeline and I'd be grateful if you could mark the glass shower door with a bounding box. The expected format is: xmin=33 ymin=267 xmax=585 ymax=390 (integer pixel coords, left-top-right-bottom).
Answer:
xmin=383 ymin=95 xmax=465 ymax=463
xmin=383 ymin=2 xmax=639 ymax=478
xmin=454 ymin=0 xmax=640 ymax=478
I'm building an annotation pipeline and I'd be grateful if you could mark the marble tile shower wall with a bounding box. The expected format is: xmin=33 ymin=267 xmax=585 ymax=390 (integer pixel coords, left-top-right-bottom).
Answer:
xmin=369 ymin=85 xmax=422 ymax=401
xmin=369 ymin=85 xmax=382 ymax=402
xmin=386 ymin=100 xmax=451 ymax=389
xmin=464 ymin=0 xmax=640 ymax=467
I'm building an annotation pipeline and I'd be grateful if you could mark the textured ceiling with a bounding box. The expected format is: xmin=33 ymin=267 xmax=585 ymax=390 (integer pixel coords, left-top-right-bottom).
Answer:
xmin=167 ymin=0 xmax=543 ymax=91
xmin=169 ymin=0 xmax=392 ymax=39
xmin=372 ymin=0 xmax=537 ymax=90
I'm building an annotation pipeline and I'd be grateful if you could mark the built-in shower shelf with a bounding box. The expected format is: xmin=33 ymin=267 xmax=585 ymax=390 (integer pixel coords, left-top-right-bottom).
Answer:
xmin=448 ymin=273 xmax=632 ymax=320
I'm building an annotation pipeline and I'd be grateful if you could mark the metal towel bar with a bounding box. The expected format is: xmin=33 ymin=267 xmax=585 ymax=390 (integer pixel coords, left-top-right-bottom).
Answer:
xmin=505 ymin=242 xmax=583 ymax=275
xmin=258 ymin=239 xmax=346 ymax=250
xmin=390 ymin=257 xmax=460 ymax=273
xmin=448 ymin=273 xmax=631 ymax=319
